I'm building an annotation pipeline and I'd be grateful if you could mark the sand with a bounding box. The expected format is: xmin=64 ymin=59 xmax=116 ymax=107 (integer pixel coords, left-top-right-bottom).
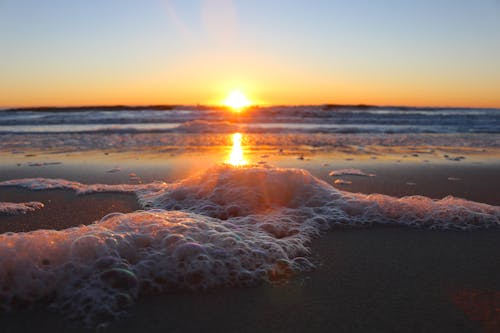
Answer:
xmin=114 ymin=228 xmax=500 ymax=333
xmin=0 ymin=151 xmax=499 ymax=332
xmin=0 ymin=228 xmax=498 ymax=332
xmin=0 ymin=188 xmax=139 ymax=233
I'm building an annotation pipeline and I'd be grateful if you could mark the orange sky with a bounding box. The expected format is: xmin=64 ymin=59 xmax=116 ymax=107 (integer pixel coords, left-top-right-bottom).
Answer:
xmin=1 ymin=1 xmax=499 ymax=108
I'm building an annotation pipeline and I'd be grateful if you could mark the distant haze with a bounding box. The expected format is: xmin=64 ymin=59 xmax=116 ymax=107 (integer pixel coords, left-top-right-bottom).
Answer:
xmin=0 ymin=0 xmax=499 ymax=108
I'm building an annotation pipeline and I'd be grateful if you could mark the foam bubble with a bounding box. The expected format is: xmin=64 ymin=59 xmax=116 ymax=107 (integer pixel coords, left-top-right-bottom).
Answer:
xmin=0 ymin=178 xmax=166 ymax=195
xmin=0 ymin=209 xmax=312 ymax=326
xmin=329 ymin=168 xmax=375 ymax=177
xmin=334 ymin=179 xmax=352 ymax=185
xmin=27 ymin=162 xmax=62 ymax=167
xmin=140 ymin=165 xmax=498 ymax=230
xmin=0 ymin=165 xmax=498 ymax=326
xmin=175 ymin=120 xmax=241 ymax=133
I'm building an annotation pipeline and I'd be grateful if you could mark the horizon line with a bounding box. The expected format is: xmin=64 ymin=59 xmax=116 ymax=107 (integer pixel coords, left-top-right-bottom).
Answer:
xmin=2 ymin=103 xmax=500 ymax=111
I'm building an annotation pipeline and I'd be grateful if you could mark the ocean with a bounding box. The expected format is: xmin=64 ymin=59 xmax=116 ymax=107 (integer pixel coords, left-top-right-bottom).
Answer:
xmin=1 ymin=106 xmax=499 ymax=134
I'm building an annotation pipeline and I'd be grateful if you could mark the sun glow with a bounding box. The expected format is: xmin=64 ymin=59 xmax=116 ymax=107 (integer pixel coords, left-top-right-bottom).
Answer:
xmin=223 ymin=90 xmax=251 ymax=111
xmin=227 ymin=132 xmax=247 ymax=166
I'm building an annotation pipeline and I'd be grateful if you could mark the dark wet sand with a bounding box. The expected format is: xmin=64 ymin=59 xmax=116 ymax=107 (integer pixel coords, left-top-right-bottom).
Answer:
xmin=310 ymin=162 xmax=500 ymax=206
xmin=0 ymin=188 xmax=139 ymax=233
xmin=0 ymin=228 xmax=499 ymax=333
xmin=1 ymin=150 xmax=499 ymax=205
xmin=112 ymin=229 xmax=500 ymax=333
xmin=0 ymin=157 xmax=499 ymax=332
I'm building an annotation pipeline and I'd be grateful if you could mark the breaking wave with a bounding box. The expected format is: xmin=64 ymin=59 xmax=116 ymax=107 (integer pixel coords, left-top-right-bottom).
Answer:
xmin=0 ymin=165 xmax=498 ymax=326
xmin=1 ymin=105 xmax=500 ymax=135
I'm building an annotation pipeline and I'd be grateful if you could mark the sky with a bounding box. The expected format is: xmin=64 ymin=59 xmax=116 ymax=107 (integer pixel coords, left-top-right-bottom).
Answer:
xmin=0 ymin=0 xmax=499 ymax=108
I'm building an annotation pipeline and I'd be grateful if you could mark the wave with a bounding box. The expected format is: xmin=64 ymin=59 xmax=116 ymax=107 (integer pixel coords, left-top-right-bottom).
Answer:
xmin=1 ymin=121 xmax=498 ymax=135
xmin=0 ymin=165 xmax=498 ymax=327
xmin=1 ymin=106 xmax=499 ymax=135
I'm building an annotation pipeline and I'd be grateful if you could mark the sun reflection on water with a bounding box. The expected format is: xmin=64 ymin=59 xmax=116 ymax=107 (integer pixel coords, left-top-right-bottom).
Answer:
xmin=227 ymin=132 xmax=247 ymax=166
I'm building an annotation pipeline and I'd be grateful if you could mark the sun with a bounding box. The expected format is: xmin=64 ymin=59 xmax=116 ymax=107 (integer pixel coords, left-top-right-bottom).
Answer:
xmin=223 ymin=90 xmax=251 ymax=111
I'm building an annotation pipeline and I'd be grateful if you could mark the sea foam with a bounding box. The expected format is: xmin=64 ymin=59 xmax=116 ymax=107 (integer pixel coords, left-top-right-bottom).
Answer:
xmin=0 ymin=201 xmax=44 ymax=215
xmin=329 ymin=168 xmax=376 ymax=177
xmin=0 ymin=165 xmax=499 ymax=326
xmin=0 ymin=177 xmax=166 ymax=195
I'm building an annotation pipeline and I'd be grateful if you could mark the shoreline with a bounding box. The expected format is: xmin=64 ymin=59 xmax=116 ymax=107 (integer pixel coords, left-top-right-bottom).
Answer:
xmin=1 ymin=148 xmax=499 ymax=206
xmin=0 ymin=145 xmax=498 ymax=332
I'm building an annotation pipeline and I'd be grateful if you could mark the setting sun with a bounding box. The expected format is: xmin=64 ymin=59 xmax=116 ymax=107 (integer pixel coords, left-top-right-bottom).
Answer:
xmin=224 ymin=91 xmax=251 ymax=111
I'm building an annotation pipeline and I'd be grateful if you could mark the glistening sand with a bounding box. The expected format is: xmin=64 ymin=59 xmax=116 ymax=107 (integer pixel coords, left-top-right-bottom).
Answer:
xmin=0 ymin=149 xmax=499 ymax=332
xmin=1 ymin=107 xmax=500 ymax=331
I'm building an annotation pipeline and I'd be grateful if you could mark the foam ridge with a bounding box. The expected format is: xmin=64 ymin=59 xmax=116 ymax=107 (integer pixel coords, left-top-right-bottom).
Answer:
xmin=0 ymin=165 xmax=499 ymax=327
xmin=0 ymin=202 xmax=44 ymax=215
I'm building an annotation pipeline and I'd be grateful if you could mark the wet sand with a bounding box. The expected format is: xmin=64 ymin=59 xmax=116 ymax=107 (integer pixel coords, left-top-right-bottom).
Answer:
xmin=0 ymin=150 xmax=499 ymax=332
xmin=110 ymin=228 xmax=500 ymax=333
xmin=0 ymin=228 xmax=498 ymax=332
xmin=1 ymin=148 xmax=499 ymax=205
xmin=0 ymin=188 xmax=139 ymax=233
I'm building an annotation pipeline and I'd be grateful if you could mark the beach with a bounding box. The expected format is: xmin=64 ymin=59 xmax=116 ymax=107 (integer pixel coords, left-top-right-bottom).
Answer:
xmin=96 ymin=228 xmax=500 ymax=333
xmin=0 ymin=120 xmax=499 ymax=332
xmin=0 ymin=106 xmax=498 ymax=333
xmin=1 ymin=227 xmax=499 ymax=333
xmin=2 ymin=1 xmax=500 ymax=331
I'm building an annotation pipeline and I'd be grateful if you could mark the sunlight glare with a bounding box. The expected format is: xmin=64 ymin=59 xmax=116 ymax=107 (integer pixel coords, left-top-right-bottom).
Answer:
xmin=224 ymin=90 xmax=251 ymax=111
xmin=227 ymin=132 xmax=247 ymax=166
